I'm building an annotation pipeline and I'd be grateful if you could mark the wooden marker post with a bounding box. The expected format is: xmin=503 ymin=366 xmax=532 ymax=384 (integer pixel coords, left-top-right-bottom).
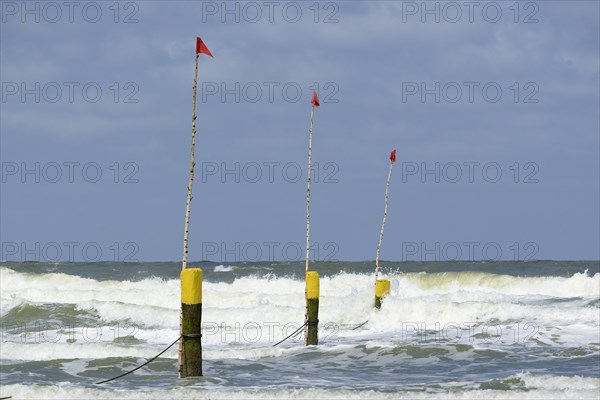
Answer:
xmin=304 ymin=92 xmax=320 ymax=345
xmin=178 ymin=36 xmax=213 ymax=378
xmin=305 ymin=271 xmax=320 ymax=345
xmin=374 ymin=149 xmax=396 ymax=309
xmin=181 ymin=268 xmax=203 ymax=377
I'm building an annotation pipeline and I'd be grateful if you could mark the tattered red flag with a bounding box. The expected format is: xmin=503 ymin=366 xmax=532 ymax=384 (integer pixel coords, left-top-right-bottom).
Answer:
xmin=196 ymin=37 xmax=213 ymax=57
xmin=311 ymin=91 xmax=320 ymax=107
xmin=390 ymin=149 xmax=396 ymax=163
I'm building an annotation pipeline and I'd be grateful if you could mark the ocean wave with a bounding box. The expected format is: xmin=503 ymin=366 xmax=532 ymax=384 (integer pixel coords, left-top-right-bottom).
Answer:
xmin=2 ymin=268 xmax=598 ymax=344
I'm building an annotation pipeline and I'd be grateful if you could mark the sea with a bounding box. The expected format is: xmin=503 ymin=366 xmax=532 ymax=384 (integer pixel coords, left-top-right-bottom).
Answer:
xmin=1 ymin=260 xmax=599 ymax=399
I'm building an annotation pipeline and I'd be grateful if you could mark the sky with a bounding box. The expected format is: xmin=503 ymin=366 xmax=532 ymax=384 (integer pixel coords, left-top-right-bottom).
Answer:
xmin=1 ymin=1 xmax=598 ymax=263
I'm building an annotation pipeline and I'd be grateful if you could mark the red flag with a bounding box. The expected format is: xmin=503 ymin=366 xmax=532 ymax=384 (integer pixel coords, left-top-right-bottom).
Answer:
xmin=311 ymin=91 xmax=320 ymax=107
xmin=196 ymin=37 xmax=213 ymax=57
xmin=390 ymin=149 xmax=396 ymax=163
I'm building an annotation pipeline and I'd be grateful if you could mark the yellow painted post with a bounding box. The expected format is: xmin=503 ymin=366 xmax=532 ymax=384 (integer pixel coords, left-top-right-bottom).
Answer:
xmin=375 ymin=279 xmax=390 ymax=309
xmin=180 ymin=268 xmax=203 ymax=377
xmin=305 ymin=271 xmax=320 ymax=345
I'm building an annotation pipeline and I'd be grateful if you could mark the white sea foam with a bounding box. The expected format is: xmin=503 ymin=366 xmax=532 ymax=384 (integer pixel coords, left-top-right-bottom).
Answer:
xmin=0 ymin=341 xmax=174 ymax=361
xmin=1 ymin=373 xmax=598 ymax=399
xmin=0 ymin=267 xmax=181 ymax=313
xmin=214 ymin=265 xmax=236 ymax=272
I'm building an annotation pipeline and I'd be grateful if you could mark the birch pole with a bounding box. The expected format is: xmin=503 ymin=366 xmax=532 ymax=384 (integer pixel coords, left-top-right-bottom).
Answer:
xmin=182 ymin=52 xmax=199 ymax=272
xmin=305 ymin=103 xmax=314 ymax=273
xmin=305 ymin=91 xmax=320 ymax=271
xmin=182 ymin=36 xmax=213 ymax=270
xmin=374 ymin=150 xmax=396 ymax=282
xmin=179 ymin=36 xmax=213 ymax=378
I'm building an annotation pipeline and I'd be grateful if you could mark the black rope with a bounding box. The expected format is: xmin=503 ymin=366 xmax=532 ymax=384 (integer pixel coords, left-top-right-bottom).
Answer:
xmin=272 ymin=322 xmax=307 ymax=347
xmin=95 ymin=336 xmax=181 ymax=384
xmin=352 ymin=320 xmax=369 ymax=330
xmin=95 ymin=319 xmax=369 ymax=383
